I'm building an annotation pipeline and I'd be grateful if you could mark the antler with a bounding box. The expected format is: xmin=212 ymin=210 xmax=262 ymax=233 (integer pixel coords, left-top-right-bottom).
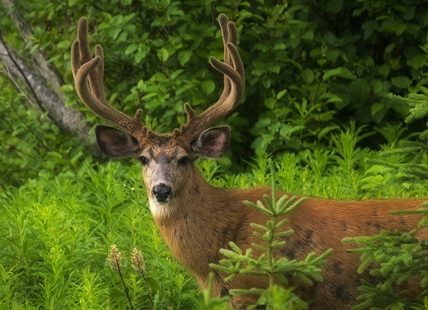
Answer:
xmin=71 ymin=17 xmax=149 ymax=142
xmin=175 ymin=13 xmax=245 ymax=145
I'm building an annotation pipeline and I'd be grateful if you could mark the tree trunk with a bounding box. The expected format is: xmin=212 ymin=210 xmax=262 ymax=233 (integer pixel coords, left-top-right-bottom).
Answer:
xmin=1 ymin=0 xmax=97 ymax=151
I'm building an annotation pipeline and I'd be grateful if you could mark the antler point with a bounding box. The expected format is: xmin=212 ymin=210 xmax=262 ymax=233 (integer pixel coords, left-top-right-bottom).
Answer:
xmin=134 ymin=109 xmax=143 ymax=120
xmin=184 ymin=103 xmax=196 ymax=119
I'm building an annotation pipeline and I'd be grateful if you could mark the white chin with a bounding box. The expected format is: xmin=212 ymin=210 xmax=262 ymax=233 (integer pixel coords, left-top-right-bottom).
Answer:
xmin=148 ymin=197 xmax=174 ymax=217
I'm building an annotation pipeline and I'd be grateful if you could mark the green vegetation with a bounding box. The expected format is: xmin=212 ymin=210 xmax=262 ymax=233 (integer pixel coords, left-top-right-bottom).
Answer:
xmin=1 ymin=0 xmax=428 ymax=308
xmin=1 ymin=133 xmax=428 ymax=308
xmin=2 ymin=0 xmax=428 ymax=187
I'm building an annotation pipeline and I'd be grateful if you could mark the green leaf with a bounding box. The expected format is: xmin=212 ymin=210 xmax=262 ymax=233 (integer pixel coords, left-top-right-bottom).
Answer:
xmin=379 ymin=64 xmax=390 ymax=77
xmin=273 ymin=42 xmax=286 ymax=51
xmin=371 ymin=103 xmax=384 ymax=115
xmin=323 ymin=67 xmax=356 ymax=80
xmin=304 ymin=69 xmax=315 ymax=84
xmin=353 ymin=8 xmax=365 ymax=16
xmin=410 ymin=54 xmax=427 ymax=70
xmin=264 ymin=97 xmax=276 ymax=109
xmin=302 ymin=30 xmax=314 ymax=40
xmin=318 ymin=125 xmax=339 ymax=139
xmin=277 ymin=89 xmax=287 ymax=100
xmin=146 ymin=276 xmax=161 ymax=291
xmin=178 ymin=49 xmax=193 ymax=66
xmin=202 ymin=80 xmax=215 ymax=94
xmin=135 ymin=50 xmax=147 ymax=63
xmin=326 ymin=0 xmax=343 ymax=14
xmin=269 ymin=64 xmax=281 ymax=74
xmin=362 ymin=20 xmax=378 ymax=40
xmin=326 ymin=96 xmax=343 ymax=103
xmin=68 ymin=0 xmax=79 ymax=6
xmin=391 ymin=76 xmax=411 ymax=89
xmin=317 ymin=59 xmax=327 ymax=66
xmin=158 ymin=48 xmax=169 ymax=62
xmin=385 ymin=43 xmax=395 ymax=53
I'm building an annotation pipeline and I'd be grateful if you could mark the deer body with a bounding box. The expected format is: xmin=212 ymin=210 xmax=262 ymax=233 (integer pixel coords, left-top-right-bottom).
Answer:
xmin=150 ymin=164 xmax=426 ymax=308
xmin=71 ymin=15 xmax=427 ymax=309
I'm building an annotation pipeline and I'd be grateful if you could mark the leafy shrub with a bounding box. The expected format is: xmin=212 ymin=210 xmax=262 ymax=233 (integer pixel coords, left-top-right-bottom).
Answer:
xmin=2 ymin=1 xmax=428 ymax=308
xmin=1 ymin=122 xmax=428 ymax=308
xmin=2 ymin=0 xmax=428 ymax=179
xmin=344 ymin=206 xmax=428 ymax=310
xmin=0 ymin=88 xmax=90 ymax=189
xmin=0 ymin=161 xmax=198 ymax=309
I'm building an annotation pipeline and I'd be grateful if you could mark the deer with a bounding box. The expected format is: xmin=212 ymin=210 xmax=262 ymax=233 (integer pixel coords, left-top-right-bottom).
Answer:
xmin=71 ymin=14 xmax=428 ymax=309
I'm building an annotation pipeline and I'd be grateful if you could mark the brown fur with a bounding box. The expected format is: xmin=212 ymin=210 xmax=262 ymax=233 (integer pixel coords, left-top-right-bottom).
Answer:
xmin=148 ymin=163 xmax=427 ymax=309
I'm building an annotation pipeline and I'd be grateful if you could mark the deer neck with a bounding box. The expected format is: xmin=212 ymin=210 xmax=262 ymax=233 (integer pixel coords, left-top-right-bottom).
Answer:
xmin=148 ymin=164 xmax=227 ymax=278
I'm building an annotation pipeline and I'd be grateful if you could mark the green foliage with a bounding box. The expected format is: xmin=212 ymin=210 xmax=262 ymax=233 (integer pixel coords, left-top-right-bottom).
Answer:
xmin=210 ymin=161 xmax=332 ymax=309
xmin=343 ymin=204 xmax=428 ymax=310
xmin=1 ymin=0 xmax=428 ymax=308
xmin=371 ymin=93 xmax=428 ymax=184
xmin=183 ymin=273 xmax=230 ymax=310
xmin=0 ymin=88 xmax=91 ymax=190
xmin=0 ymin=161 xmax=198 ymax=309
xmin=338 ymin=91 xmax=428 ymax=309
xmin=0 ymin=121 xmax=428 ymax=308
xmin=2 ymin=0 xmax=428 ymax=175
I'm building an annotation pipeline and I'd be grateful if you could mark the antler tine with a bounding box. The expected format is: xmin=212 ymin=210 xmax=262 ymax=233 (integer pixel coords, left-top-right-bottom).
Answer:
xmin=176 ymin=13 xmax=245 ymax=146
xmin=71 ymin=17 xmax=147 ymax=141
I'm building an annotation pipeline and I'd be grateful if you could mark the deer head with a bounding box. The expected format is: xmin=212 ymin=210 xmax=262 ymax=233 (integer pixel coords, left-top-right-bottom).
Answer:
xmin=71 ymin=15 xmax=245 ymax=217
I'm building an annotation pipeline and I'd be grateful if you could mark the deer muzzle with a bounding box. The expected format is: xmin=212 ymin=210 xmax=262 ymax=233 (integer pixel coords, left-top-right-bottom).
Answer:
xmin=153 ymin=183 xmax=172 ymax=203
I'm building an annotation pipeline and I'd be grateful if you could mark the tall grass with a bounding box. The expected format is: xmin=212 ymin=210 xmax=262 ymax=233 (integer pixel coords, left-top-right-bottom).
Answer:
xmin=0 ymin=161 xmax=197 ymax=309
xmin=1 ymin=123 xmax=427 ymax=308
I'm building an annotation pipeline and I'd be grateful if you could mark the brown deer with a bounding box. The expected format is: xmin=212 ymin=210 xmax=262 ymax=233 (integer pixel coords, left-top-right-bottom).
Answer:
xmin=71 ymin=14 xmax=428 ymax=309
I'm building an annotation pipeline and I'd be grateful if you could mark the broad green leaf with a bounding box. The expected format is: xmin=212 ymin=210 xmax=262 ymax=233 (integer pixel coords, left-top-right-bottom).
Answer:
xmin=326 ymin=96 xmax=343 ymax=103
xmin=379 ymin=64 xmax=390 ymax=77
xmin=371 ymin=103 xmax=384 ymax=115
xmin=391 ymin=76 xmax=411 ymax=89
xmin=68 ymin=0 xmax=79 ymax=6
xmin=125 ymin=43 xmax=138 ymax=55
xmin=317 ymin=59 xmax=327 ymax=66
xmin=202 ymin=80 xmax=215 ymax=94
xmin=178 ymin=49 xmax=193 ymax=66
xmin=411 ymin=54 xmax=427 ymax=70
xmin=371 ymin=79 xmax=383 ymax=93
xmin=264 ymin=97 xmax=276 ymax=109
xmin=385 ymin=43 xmax=395 ymax=53
xmin=277 ymin=89 xmax=287 ymax=100
xmin=302 ymin=30 xmax=314 ymax=40
xmin=269 ymin=64 xmax=281 ymax=74
xmin=161 ymin=48 xmax=169 ymax=62
xmin=135 ymin=50 xmax=147 ymax=63
xmin=362 ymin=20 xmax=378 ymax=40
xmin=304 ymin=68 xmax=315 ymax=84
xmin=273 ymin=42 xmax=286 ymax=51
xmin=323 ymin=67 xmax=356 ymax=80
xmin=326 ymin=0 xmax=343 ymax=14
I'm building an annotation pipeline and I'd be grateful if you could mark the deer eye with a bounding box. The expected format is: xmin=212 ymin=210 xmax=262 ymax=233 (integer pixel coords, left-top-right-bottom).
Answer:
xmin=178 ymin=156 xmax=190 ymax=166
xmin=139 ymin=156 xmax=149 ymax=166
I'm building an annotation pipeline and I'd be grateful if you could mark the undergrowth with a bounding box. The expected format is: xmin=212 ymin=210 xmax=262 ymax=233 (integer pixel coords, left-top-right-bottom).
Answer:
xmin=1 ymin=122 xmax=428 ymax=309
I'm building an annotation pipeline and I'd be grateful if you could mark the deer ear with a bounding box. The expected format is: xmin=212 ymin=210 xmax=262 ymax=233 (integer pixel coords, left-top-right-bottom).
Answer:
xmin=191 ymin=126 xmax=231 ymax=159
xmin=95 ymin=125 xmax=140 ymax=158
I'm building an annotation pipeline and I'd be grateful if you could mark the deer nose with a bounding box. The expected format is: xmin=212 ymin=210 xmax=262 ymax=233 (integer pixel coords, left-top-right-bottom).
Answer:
xmin=153 ymin=184 xmax=171 ymax=203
